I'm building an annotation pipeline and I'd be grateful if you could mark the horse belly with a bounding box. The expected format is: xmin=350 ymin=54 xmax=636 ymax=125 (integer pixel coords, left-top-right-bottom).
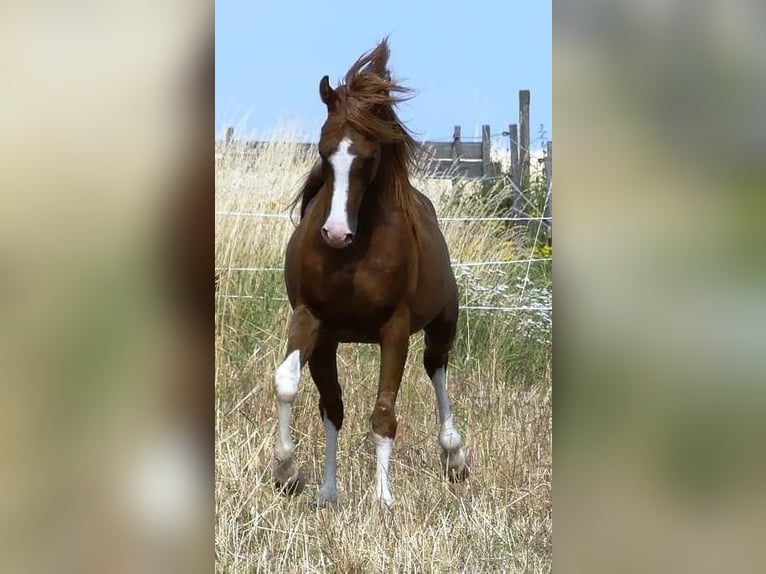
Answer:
xmin=408 ymin=247 xmax=457 ymax=330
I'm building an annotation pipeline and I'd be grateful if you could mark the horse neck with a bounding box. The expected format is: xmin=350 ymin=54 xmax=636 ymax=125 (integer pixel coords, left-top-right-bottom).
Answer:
xmin=369 ymin=145 xmax=411 ymax=212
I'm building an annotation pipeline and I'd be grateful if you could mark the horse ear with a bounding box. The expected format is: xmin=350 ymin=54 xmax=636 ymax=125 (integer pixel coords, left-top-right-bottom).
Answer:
xmin=319 ymin=75 xmax=338 ymax=112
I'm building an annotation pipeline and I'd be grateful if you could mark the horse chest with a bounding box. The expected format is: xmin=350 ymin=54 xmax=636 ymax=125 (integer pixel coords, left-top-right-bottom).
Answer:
xmin=301 ymin=256 xmax=404 ymax=324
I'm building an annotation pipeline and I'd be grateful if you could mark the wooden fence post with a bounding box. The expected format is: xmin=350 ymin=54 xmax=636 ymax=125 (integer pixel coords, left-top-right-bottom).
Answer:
xmin=544 ymin=140 xmax=552 ymax=246
xmin=519 ymin=90 xmax=530 ymax=191
xmin=225 ymin=126 xmax=234 ymax=146
xmin=451 ymin=125 xmax=461 ymax=191
xmin=509 ymin=123 xmax=520 ymax=213
xmin=481 ymin=124 xmax=491 ymax=178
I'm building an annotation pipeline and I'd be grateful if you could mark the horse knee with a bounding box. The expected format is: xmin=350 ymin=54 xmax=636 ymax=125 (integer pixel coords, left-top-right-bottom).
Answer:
xmin=275 ymin=350 xmax=300 ymax=403
xmin=370 ymin=401 xmax=397 ymax=438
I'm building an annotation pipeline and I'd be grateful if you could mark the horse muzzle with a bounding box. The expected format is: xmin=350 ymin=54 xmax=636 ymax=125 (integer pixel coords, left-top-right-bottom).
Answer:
xmin=321 ymin=223 xmax=354 ymax=249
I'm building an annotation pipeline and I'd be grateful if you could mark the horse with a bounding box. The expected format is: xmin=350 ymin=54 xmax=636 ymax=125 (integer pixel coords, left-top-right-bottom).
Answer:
xmin=272 ymin=39 xmax=469 ymax=508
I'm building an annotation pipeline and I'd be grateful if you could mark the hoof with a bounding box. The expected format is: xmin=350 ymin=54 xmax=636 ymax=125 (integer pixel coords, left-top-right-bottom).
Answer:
xmin=274 ymin=471 xmax=305 ymax=496
xmin=442 ymin=448 xmax=471 ymax=483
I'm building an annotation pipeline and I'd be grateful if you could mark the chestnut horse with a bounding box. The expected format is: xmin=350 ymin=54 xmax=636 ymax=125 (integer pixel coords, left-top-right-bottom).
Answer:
xmin=272 ymin=39 xmax=469 ymax=507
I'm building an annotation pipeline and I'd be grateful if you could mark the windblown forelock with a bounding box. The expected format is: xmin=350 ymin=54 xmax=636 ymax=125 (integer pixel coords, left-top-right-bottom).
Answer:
xmin=336 ymin=39 xmax=416 ymax=153
xmin=313 ymin=39 xmax=424 ymax=245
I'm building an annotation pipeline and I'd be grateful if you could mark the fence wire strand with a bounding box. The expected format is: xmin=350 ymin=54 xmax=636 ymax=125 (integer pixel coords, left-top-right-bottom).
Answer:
xmin=216 ymin=210 xmax=550 ymax=224
xmin=215 ymin=258 xmax=551 ymax=274
xmin=218 ymin=293 xmax=549 ymax=313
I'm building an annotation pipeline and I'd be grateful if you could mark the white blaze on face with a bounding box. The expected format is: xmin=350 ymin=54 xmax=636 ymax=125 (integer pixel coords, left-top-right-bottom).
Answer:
xmin=324 ymin=137 xmax=355 ymax=236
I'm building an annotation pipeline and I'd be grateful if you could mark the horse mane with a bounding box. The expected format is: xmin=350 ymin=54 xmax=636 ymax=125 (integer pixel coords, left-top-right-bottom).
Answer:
xmin=289 ymin=160 xmax=323 ymax=222
xmin=290 ymin=39 xmax=424 ymax=238
xmin=340 ymin=39 xmax=423 ymax=237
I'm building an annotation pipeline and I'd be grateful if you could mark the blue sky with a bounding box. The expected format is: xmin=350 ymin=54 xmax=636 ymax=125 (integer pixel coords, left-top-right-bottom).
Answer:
xmin=216 ymin=1 xmax=551 ymax=149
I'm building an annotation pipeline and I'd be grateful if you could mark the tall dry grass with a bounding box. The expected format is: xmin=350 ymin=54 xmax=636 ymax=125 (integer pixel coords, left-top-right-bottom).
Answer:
xmin=215 ymin=130 xmax=552 ymax=573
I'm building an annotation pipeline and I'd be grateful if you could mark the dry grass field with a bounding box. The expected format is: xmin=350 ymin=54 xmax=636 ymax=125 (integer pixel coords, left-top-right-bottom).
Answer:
xmin=215 ymin=133 xmax=552 ymax=573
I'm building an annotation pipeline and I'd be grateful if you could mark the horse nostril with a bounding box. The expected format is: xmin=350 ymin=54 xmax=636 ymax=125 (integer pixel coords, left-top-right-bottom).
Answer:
xmin=321 ymin=225 xmax=353 ymax=248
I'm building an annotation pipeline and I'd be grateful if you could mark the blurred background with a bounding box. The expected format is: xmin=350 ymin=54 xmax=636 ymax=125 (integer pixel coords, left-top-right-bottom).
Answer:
xmin=3 ymin=0 xmax=766 ymax=572
xmin=556 ymin=0 xmax=766 ymax=572
xmin=0 ymin=2 xmax=213 ymax=573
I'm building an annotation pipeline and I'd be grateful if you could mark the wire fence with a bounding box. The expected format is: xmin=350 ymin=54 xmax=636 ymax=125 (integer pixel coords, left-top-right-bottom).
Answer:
xmin=216 ymin=206 xmax=552 ymax=315
xmin=215 ymin=258 xmax=551 ymax=273
xmin=215 ymin=210 xmax=550 ymax=224
xmin=220 ymin=292 xmax=549 ymax=313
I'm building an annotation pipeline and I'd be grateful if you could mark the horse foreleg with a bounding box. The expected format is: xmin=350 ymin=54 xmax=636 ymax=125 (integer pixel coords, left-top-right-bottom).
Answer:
xmin=308 ymin=337 xmax=342 ymax=507
xmin=273 ymin=305 xmax=321 ymax=496
xmin=370 ymin=309 xmax=410 ymax=507
xmin=424 ymin=330 xmax=469 ymax=482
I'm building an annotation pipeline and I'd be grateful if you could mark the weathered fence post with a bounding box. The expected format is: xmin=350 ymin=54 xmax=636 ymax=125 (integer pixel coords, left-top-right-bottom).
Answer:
xmin=509 ymin=123 xmax=520 ymax=213
xmin=481 ymin=124 xmax=491 ymax=178
xmin=225 ymin=126 xmax=234 ymax=146
xmin=481 ymin=124 xmax=496 ymax=201
xmin=451 ymin=125 xmax=461 ymax=191
xmin=544 ymin=140 xmax=552 ymax=246
xmin=519 ymin=90 xmax=530 ymax=191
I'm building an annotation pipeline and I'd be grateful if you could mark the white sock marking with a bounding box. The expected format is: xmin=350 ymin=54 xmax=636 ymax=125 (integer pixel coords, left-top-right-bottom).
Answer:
xmin=325 ymin=137 xmax=354 ymax=233
xmin=275 ymin=350 xmax=300 ymax=403
xmin=432 ymin=367 xmax=451 ymax=424
xmin=274 ymin=351 xmax=301 ymax=461
xmin=431 ymin=367 xmax=464 ymax=453
xmin=373 ymin=433 xmax=394 ymax=506
xmin=318 ymin=416 xmax=339 ymax=504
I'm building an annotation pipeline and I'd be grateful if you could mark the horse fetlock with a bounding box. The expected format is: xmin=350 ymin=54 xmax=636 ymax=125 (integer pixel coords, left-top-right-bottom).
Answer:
xmin=377 ymin=491 xmax=394 ymax=508
xmin=440 ymin=447 xmax=471 ymax=483
xmin=317 ymin=483 xmax=338 ymax=508
xmin=438 ymin=424 xmax=463 ymax=452
xmin=273 ymin=440 xmax=295 ymax=463
xmin=370 ymin=403 xmax=397 ymax=437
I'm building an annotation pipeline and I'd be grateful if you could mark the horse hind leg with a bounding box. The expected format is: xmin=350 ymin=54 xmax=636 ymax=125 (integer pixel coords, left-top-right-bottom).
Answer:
xmin=273 ymin=306 xmax=321 ymax=496
xmin=308 ymin=338 xmax=343 ymax=508
xmin=423 ymin=322 xmax=470 ymax=482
